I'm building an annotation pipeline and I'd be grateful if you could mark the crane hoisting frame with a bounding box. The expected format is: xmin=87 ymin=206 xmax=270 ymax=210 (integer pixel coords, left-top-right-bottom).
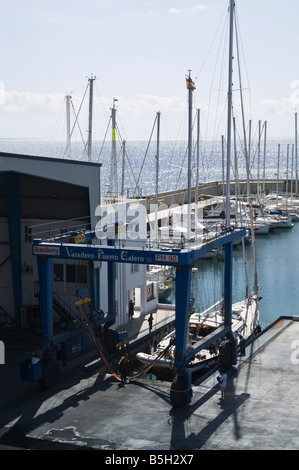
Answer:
xmin=28 ymin=224 xmax=245 ymax=407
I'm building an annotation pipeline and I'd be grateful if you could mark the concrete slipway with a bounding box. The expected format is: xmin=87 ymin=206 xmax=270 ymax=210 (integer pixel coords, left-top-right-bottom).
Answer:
xmin=1 ymin=315 xmax=299 ymax=451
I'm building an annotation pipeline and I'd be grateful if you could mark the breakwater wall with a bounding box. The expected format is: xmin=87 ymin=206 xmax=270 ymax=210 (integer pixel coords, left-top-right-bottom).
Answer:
xmin=145 ymin=178 xmax=294 ymax=211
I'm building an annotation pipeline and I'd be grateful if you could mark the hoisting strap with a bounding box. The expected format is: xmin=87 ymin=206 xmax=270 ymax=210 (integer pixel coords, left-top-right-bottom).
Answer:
xmin=75 ymin=302 xmax=122 ymax=382
xmin=75 ymin=298 xmax=175 ymax=385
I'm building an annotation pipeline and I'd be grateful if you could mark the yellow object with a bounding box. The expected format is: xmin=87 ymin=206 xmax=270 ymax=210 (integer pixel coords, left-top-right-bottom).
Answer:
xmin=75 ymin=297 xmax=91 ymax=307
xmin=186 ymin=78 xmax=196 ymax=90
xmin=74 ymin=232 xmax=86 ymax=243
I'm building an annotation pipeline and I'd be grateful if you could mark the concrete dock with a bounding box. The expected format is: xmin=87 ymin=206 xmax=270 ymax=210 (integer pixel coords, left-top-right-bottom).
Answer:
xmin=1 ymin=314 xmax=299 ymax=451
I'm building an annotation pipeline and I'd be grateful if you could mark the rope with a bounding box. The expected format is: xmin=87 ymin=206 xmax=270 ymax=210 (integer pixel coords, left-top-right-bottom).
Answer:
xmin=75 ymin=297 xmax=176 ymax=384
xmin=133 ymin=115 xmax=157 ymax=197
xmin=115 ymin=126 xmax=138 ymax=191
xmin=75 ymin=299 xmax=188 ymax=388
xmin=97 ymin=116 xmax=111 ymax=163
xmin=75 ymin=300 xmax=122 ymax=382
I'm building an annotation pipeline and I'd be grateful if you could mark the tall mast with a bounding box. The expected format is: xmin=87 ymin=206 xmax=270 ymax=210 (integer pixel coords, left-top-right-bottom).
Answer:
xmin=195 ymin=109 xmax=200 ymax=218
xmin=221 ymin=135 xmax=225 ymax=200
xmin=155 ymin=111 xmax=161 ymax=207
xmin=121 ymin=140 xmax=126 ymax=197
xmin=154 ymin=111 xmax=161 ymax=239
xmin=263 ymin=120 xmax=267 ymax=195
xmin=286 ymin=143 xmax=289 ymax=208
xmin=257 ymin=120 xmax=261 ymax=197
xmin=186 ymin=71 xmax=196 ymax=240
xmin=87 ymin=75 xmax=96 ymax=163
xmin=276 ymin=143 xmax=280 ymax=202
xmin=291 ymin=144 xmax=294 ymax=203
xmin=223 ymin=0 xmax=235 ymax=330
xmin=225 ymin=0 xmax=234 ymax=228
xmin=110 ymin=98 xmax=118 ymax=196
xmin=235 ymin=0 xmax=257 ymax=294
xmin=295 ymin=112 xmax=298 ymax=194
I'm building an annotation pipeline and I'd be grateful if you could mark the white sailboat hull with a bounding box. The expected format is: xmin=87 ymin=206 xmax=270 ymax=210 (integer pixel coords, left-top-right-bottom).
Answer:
xmin=136 ymin=295 xmax=260 ymax=379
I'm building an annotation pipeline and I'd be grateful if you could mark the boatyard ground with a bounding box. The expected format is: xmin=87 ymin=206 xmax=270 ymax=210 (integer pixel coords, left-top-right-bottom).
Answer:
xmin=1 ymin=312 xmax=299 ymax=451
xmin=0 ymin=304 xmax=176 ymax=416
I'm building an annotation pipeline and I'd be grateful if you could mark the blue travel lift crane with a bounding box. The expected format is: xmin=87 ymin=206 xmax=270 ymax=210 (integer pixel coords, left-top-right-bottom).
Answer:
xmin=21 ymin=224 xmax=245 ymax=407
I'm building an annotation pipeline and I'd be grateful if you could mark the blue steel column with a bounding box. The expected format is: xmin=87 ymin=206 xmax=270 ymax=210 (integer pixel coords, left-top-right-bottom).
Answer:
xmin=174 ymin=265 xmax=192 ymax=403
xmin=107 ymin=239 xmax=116 ymax=319
xmin=37 ymin=256 xmax=53 ymax=342
xmin=91 ymin=265 xmax=99 ymax=311
xmin=5 ymin=173 xmax=22 ymax=327
xmin=224 ymin=241 xmax=232 ymax=326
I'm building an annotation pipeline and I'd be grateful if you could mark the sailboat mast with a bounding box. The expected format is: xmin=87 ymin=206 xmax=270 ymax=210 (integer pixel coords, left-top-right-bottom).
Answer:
xmin=87 ymin=75 xmax=95 ymax=163
xmin=225 ymin=0 xmax=234 ymax=227
xmin=291 ymin=144 xmax=294 ymax=203
xmin=111 ymin=98 xmax=118 ymax=196
xmin=155 ymin=111 xmax=161 ymax=207
xmin=221 ymin=135 xmax=225 ymax=199
xmin=257 ymin=120 xmax=261 ymax=197
xmin=235 ymin=0 xmax=258 ymax=294
xmin=195 ymin=109 xmax=200 ymax=217
xmin=186 ymin=71 xmax=196 ymax=240
xmin=263 ymin=120 xmax=267 ymax=195
xmin=295 ymin=112 xmax=298 ymax=194
xmin=223 ymin=0 xmax=235 ymax=329
xmin=121 ymin=140 xmax=126 ymax=197
xmin=276 ymin=143 xmax=280 ymax=201
xmin=155 ymin=111 xmax=161 ymax=239
xmin=286 ymin=143 xmax=289 ymax=208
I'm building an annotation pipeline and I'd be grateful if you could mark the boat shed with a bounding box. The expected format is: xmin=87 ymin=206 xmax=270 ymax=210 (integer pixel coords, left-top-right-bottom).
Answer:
xmin=0 ymin=151 xmax=101 ymax=329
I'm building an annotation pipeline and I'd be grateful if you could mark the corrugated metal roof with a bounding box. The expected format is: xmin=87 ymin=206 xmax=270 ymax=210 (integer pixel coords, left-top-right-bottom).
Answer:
xmin=0 ymin=152 xmax=101 ymax=215
xmin=0 ymin=151 xmax=101 ymax=167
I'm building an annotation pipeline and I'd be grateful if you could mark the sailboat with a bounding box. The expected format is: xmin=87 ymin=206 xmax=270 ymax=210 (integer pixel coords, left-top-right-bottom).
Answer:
xmin=136 ymin=295 xmax=260 ymax=381
xmin=136 ymin=0 xmax=260 ymax=382
xmin=256 ymin=142 xmax=295 ymax=227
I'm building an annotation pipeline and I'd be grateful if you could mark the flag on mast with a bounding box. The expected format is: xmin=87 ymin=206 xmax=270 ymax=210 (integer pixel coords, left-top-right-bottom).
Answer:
xmin=186 ymin=77 xmax=196 ymax=90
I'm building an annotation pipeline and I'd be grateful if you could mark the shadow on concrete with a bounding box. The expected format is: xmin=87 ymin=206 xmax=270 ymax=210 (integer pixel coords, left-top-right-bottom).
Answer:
xmin=0 ymin=364 xmax=118 ymax=449
xmin=169 ymin=367 xmax=250 ymax=450
xmin=129 ymin=379 xmax=171 ymax=405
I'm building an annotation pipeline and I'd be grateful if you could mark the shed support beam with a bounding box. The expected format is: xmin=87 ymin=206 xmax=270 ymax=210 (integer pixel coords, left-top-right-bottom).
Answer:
xmin=5 ymin=173 xmax=22 ymax=327
xmin=37 ymin=256 xmax=53 ymax=342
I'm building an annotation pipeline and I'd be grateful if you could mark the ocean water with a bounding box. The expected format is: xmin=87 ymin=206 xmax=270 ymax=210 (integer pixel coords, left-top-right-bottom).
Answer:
xmin=0 ymin=137 xmax=295 ymax=196
xmin=1 ymin=138 xmax=298 ymax=329
xmin=168 ymin=222 xmax=299 ymax=330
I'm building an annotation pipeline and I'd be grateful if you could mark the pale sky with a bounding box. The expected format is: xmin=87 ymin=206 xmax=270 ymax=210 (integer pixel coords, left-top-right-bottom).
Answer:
xmin=1 ymin=0 xmax=299 ymax=143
